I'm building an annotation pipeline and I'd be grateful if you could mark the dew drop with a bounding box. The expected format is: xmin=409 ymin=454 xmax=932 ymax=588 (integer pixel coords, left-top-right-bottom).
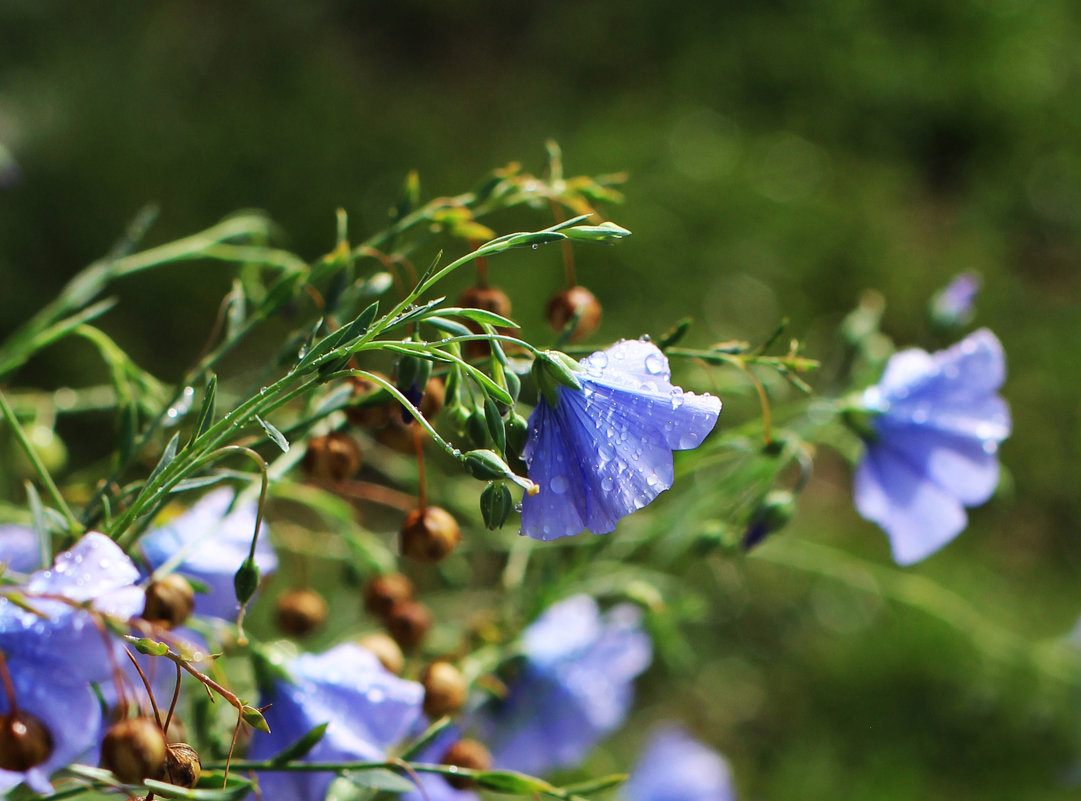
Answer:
xmin=550 ymin=475 xmax=569 ymax=494
xmin=982 ymin=440 xmax=998 ymax=455
xmin=601 ymin=476 xmax=615 ymax=492
xmin=644 ymin=352 xmax=666 ymax=375
xmin=678 ymin=432 xmax=700 ymax=449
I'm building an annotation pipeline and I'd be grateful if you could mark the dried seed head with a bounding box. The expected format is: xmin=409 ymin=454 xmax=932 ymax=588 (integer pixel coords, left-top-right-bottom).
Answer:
xmin=0 ymin=711 xmax=53 ymax=772
xmin=363 ymin=573 xmax=414 ymax=619
xmin=385 ymin=599 xmax=432 ymax=651
xmin=142 ymin=574 xmax=195 ymax=629
xmin=303 ymin=432 xmax=362 ymax=482
xmin=400 ymin=506 xmax=461 ymax=563
xmin=421 ymin=661 xmax=467 ymax=718
xmin=100 ymin=717 xmax=167 ymax=784
xmin=440 ymin=738 xmax=492 ymax=790
xmin=158 ymin=742 xmax=201 ymax=788
xmin=357 ymin=632 xmax=405 ymax=675
xmin=545 ymin=285 xmax=602 ymax=341
xmin=275 ymin=588 xmax=329 ymax=638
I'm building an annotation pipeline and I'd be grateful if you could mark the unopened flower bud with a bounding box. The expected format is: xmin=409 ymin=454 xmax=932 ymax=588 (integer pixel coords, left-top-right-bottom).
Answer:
xmin=505 ymin=413 xmax=529 ymax=456
xmin=159 ymin=742 xmax=201 ymax=788
xmin=400 ymin=506 xmax=461 ymax=563
xmin=742 ymin=490 xmax=798 ymax=550
xmin=101 ymin=717 xmax=167 ymax=784
xmin=421 ymin=661 xmax=467 ymax=718
xmin=275 ymin=588 xmax=329 ymax=638
xmin=0 ymin=711 xmax=53 ymax=772
xmin=545 ymin=285 xmax=602 ymax=341
xmin=363 ymin=573 xmax=414 ymax=619
xmin=142 ymin=574 xmax=195 ymax=629
xmin=440 ymin=738 xmax=492 ymax=790
xmin=303 ymin=431 xmax=362 ymax=482
xmin=233 ymin=557 xmax=261 ymax=606
xmin=480 ymin=482 xmax=513 ymax=531
xmin=385 ymin=599 xmax=432 ymax=651
xmin=357 ymin=632 xmax=405 ymax=675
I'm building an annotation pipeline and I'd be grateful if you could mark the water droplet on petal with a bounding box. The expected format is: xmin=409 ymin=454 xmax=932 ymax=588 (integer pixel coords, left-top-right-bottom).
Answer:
xmin=678 ymin=432 xmax=700 ymax=449
xmin=550 ymin=475 xmax=569 ymax=494
xmin=644 ymin=352 xmax=666 ymax=375
xmin=601 ymin=476 xmax=615 ymax=492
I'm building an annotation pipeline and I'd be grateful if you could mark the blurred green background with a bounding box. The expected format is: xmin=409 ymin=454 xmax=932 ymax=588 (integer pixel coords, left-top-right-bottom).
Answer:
xmin=2 ymin=2 xmax=1081 ymax=798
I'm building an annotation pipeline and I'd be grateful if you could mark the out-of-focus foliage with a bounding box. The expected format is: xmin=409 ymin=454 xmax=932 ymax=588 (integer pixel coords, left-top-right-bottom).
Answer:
xmin=1 ymin=3 xmax=1080 ymax=799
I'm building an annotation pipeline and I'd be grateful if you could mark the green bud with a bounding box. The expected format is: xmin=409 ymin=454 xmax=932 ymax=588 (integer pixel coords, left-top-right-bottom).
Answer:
xmin=131 ymin=637 xmax=170 ymax=657
xmin=241 ymin=704 xmax=271 ymax=734
xmin=505 ymin=413 xmax=529 ymax=456
xmin=531 ymin=351 xmax=582 ymax=408
xmin=743 ymin=490 xmax=797 ymax=550
xmin=483 ymin=398 xmax=506 ymax=455
xmin=397 ymin=352 xmax=421 ymax=393
xmin=462 ymin=449 xmax=511 ymax=481
xmin=504 ymin=370 xmax=521 ymax=404
xmin=480 ymin=482 xmax=513 ymax=530
xmin=234 ymin=558 xmax=260 ymax=605
xmin=561 ymin=221 xmax=632 ymax=243
xmin=465 ymin=409 xmax=491 ymax=449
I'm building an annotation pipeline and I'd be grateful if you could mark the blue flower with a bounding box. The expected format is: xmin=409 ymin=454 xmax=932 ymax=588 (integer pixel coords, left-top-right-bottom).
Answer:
xmin=249 ymin=643 xmax=425 ymax=801
xmin=930 ymin=271 xmax=981 ymax=328
xmin=521 ymin=339 xmax=721 ymax=541
xmin=853 ymin=328 xmax=1011 ymax=565
xmin=624 ymin=726 xmax=735 ymax=801
xmin=474 ymin=594 xmax=652 ymax=777
xmin=0 ymin=524 xmax=42 ymax=574
xmin=138 ymin=488 xmax=277 ymax=621
xmin=0 ymin=533 xmax=143 ymax=794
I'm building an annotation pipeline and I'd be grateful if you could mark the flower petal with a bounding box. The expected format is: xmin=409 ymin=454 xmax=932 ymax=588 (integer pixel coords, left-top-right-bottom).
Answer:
xmin=625 ymin=726 xmax=735 ymax=801
xmin=854 ymin=444 xmax=967 ymax=565
xmin=0 ymin=525 xmax=42 ymax=573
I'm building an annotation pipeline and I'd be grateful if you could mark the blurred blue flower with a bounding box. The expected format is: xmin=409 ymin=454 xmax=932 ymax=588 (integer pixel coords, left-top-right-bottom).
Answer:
xmin=521 ymin=339 xmax=721 ymax=540
xmin=475 ymin=594 xmax=652 ymax=777
xmin=0 ymin=524 xmax=42 ymax=573
xmin=139 ymin=488 xmax=277 ymax=621
xmin=930 ymin=271 xmax=981 ymax=328
xmin=249 ymin=643 xmax=425 ymax=801
xmin=624 ymin=726 xmax=735 ymax=801
xmin=854 ymin=328 xmax=1011 ymax=565
xmin=0 ymin=533 xmax=143 ymax=794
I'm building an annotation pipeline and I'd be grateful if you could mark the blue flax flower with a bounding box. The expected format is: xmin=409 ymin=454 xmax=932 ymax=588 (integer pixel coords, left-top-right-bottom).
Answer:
xmin=624 ymin=726 xmax=735 ymax=801
xmin=930 ymin=271 xmax=981 ymax=328
xmin=854 ymin=328 xmax=1011 ymax=565
xmin=0 ymin=533 xmax=143 ymax=794
xmin=0 ymin=524 xmax=43 ymax=573
xmin=249 ymin=643 xmax=425 ymax=801
xmin=139 ymin=488 xmax=277 ymax=621
xmin=521 ymin=339 xmax=721 ymax=540
xmin=475 ymin=594 xmax=652 ymax=777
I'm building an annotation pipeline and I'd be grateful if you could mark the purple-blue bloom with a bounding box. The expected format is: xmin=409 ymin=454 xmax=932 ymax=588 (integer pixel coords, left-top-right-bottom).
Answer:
xmin=854 ymin=328 xmax=1011 ymax=565
xmin=0 ymin=533 xmax=143 ymax=794
xmin=474 ymin=594 xmax=652 ymax=777
xmin=930 ymin=271 xmax=981 ymax=327
xmin=249 ymin=643 xmax=425 ymax=801
xmin=139 ymin=488 xmax=277 ymax=621
xmin=624 ymin=726 xmax=735 ymax=801
xmin=0 ymin=524 xmax=42 ymax=573
xmin=521 ymin=339 xmax=721 ymax=541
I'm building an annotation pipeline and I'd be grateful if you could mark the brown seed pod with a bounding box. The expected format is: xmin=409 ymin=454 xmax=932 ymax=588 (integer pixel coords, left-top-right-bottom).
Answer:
xmin=440 ymin=738 xmax=492 ymax=790
xmin=0 ymin=711 xmax=53 ymax=772
xmin=459 ymin=286 xmax=514 ymax=359
xmin=100 ymin=717 xmax=167 ymax=784
xmin=385 ymin=599 xmax=432 ymax=651
xmin=357 ymin=632 xmax=405 ymax=675
xmin=545 ymin=285 xmax=602 ymax=341
xmin=142 ymin=574 xmax=195 ymax=630
xmin=275 ymin=588 xmax=329 ymax=638
xmin=421 ymin=661 xmax=467 ymax=718
xmin=345 ymin=373 xmax=395 ymax=429
xmin=399 ymin=506 xmax=461 ymax=563
xmin=158 ymin=742 xmax=202 ymax=788
xmin=363 ymin=573 xmax=414 ymax=619
xmin=303 ymin=431 xmax=363 ymax=482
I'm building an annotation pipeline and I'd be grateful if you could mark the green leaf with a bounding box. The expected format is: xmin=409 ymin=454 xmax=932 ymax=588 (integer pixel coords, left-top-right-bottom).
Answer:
xmin=187 ymin=374 xmax=217 ymax=448
xmin=474 ymin=770 xmax=555 ymax=794
xmin=440 ymin=307 xmax=519 ymax=329
xmin=398 ymin=716 xmax=455 ymax=760
xmin=143 ymin=775 xmax=254 ymax=801
xmin=226 ymin=280 xmax=246 ymax=340
xmin=345 ymin=769 xmax=417 ymax=794
xmin=171 ymin=474 xmax=230 ymax=493
xmin=255 ymin=415 xmax=290 ymax=453
xmin=24 ymin=482 xmax=51 ymax=566
xmin=561 ymin=774 xmax=630 ymax=795
xmin=241 ymin=704 xmax=271 ymax=734
xmin=269 ymin=722 xmax=328 ymax=765
xmin=424 ymin=316 xmax=474 ymax=338
xmin=146 ymin=433 xmax=180 ymax=488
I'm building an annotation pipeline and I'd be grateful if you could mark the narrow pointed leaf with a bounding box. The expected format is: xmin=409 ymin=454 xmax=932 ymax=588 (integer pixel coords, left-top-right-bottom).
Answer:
xmin=255 ymin=415 xmax=290 ymax=453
